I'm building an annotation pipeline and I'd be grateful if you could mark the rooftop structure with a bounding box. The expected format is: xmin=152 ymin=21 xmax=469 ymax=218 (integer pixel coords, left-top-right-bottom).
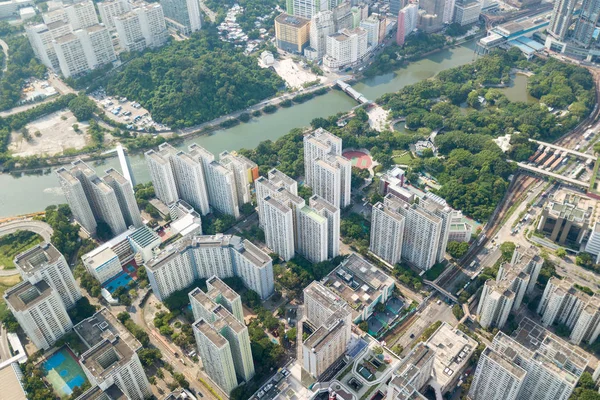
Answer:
xmin=323 ymin=254 xmax=395 ymax=322
xmin=74 ymin=308 xmax=141 ymax=351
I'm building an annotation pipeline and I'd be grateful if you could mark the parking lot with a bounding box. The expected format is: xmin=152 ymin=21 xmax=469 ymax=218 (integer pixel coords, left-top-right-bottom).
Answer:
xmin=89 ymin=88 xmax=170 ymax=132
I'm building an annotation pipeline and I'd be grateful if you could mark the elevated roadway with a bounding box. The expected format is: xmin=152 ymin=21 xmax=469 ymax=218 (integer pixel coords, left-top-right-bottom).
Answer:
xmin=514 ymin=161 xmax=589 ymax=189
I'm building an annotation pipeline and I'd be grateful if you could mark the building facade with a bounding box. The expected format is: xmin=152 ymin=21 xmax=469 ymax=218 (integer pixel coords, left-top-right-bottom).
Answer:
xmin=275 ymin=13 xmax=310 ymax=53
xmin=160 ymin=0 xmax=201 ymax=36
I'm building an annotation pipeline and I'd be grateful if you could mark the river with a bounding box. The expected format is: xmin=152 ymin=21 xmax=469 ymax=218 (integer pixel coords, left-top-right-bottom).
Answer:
xmin=0 ymin=41 xmax=478 ymax=218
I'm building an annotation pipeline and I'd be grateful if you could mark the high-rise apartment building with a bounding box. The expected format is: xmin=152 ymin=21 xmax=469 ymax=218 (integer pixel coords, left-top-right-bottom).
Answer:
xmin=75 ymin=308 xmax=152 ymax=400
xmin=115 ymin=3 xmax=168 ymax=52
xmin=64 ymin=0 xmax=98 ymax=29
xmin=4 ymin=281 xmax=73 ymax=350
xmin=370 ymin=197 xmax=405 ymax=266
xmin=70 ymin=160 xmax=127 ymax=235
xmin=189 ymin=144 xmax=240 ymax=218
xmin=390 ymin=0 xmax=406 ymax=15
xmin=309 ymin=195 xmax=340 ymax=259
xmin=189 ymin=279 xmax=254 ymax=393
xmin=263 ymin=196 xmax=296 ymax=261
xmin=453 ymin=0 xmax=481 ymax=26
xmin=26 ymin=21 xmax=72 ymax=70
xmin=537 ymin=276 xmax=600 ymax=345
xmin=103 ymin=168 xmax=143 ymax=228
xmin=303 ymin=128 xmax=351 ymax=208
xmin=146 ymin=234 xmax=274 ymax=301
xmin=572 ymin=0 xmax=600 ymax=47
xmin=359 ymin=14 xmax=386 ymax=48
xmin=56 ymin=165 xmax=97 ymax=234
xmin=160 ymin=0 xmax=202 ymax=36
xmin=302 ymin=281 xmax=352 ymax=379
xmin=81 ymin=338 xmax=152 ymax=400
xmin=297 ymin=205 xmax=328 ymax=263
xmin=443 ymin=0 xmax=456 ymax=23
xmin=57 ymin=160 xmax=140 ymax=236
xmin=548 ymin=0 xmax=576 ymax=40
xmin=469 ymin=322 xmax=588 ymax=400
xmin=219 ymin=151 xmax=258 ymax=207
xmin=324 ymin=27 xmax=369 ymax=71
xmin=308 ymin=11 xmax=335 ymax=59
xmin=287 ymin=0 xmax=327 ymax=19
xmin=145 ymin=147 xmax=179 ymax=205
xmin=469 ymin=347 xmax=526 ymax=400
xmin=396 ymin=4 xmax=418 ymax=45
xmin=477 ymin=249 xmax=542 ymax=329
xmin=418 ymin=0 xmax=446 ymax=32
xmin=14 ymin=242 xmax=81 ymax=309
xmin=97 ymin=0 xmax=131 ymax=29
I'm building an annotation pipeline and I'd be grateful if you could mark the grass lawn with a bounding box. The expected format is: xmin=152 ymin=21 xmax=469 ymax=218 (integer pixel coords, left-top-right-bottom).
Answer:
xmin=0 ymin=231 xmax=43 ymax=269
xmin=0 ymin=275 xmax=23 ymax=298
xmin=392 ymin=151 xmax=414 ymax=165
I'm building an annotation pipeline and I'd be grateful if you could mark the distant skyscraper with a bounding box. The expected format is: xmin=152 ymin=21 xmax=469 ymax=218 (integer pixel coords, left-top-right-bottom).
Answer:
xmin=390 ymin=0 xmax=406 ymax=16
xmin=309 ymin=195 xmax=340 ymax=259
xmin=309 ymin=11 xmax=335 ymax=59
xmin=219 ymin=151 xmax=258 ymax=207
xmin=418 ymin=0 xmax=446 ymax=32
xmin=145 ymin=148 xmax=178 ymax=205
xmin=14 ymin=243 xmax=81 ymax=309
xmin=263 ymin=196 xmax=296 ymax=261
xmin=548 ymin=0 xmax=576 ymax=40
xmin=160 ymin=0 xmax=202 ymax=36
xmin=572 ymin=0 xmax=600 ymax=47
xmin=297 ymin=205 xmax=328 ymax=263
xmin=56 ymin=166 xmax=97 ymax=235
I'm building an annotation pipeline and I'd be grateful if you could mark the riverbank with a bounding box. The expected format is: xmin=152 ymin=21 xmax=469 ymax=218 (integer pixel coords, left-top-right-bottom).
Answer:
xmin=0 ymin=41 xmax=480 ymax=217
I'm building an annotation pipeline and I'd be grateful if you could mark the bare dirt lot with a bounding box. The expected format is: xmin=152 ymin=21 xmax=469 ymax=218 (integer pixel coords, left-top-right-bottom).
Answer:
xmin=8 ymin=109 xmax=89 ymax=157
xmin=261 ymin=57 xmax=325 ymax=89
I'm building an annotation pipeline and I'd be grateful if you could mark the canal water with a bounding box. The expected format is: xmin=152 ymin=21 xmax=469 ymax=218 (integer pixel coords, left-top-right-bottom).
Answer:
xmin=0 ymin=41 xmax=478 ymax=217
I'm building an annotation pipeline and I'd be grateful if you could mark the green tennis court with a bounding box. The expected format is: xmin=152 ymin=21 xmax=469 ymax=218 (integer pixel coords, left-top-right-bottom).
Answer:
xmin=42 ymin=347 xmax=88 ymax=398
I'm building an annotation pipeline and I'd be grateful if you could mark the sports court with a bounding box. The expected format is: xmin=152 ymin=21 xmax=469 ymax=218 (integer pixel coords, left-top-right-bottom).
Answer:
xmin=42 ymin=347 xmax=87 ymax=398
xmin=342 ymin=150 xmax=373 ymax=170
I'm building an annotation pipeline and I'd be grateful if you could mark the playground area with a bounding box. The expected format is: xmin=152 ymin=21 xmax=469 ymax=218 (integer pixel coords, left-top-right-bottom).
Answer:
xmin=42 ymin=347 xmax=88 ymax=398
xmin=343 ymin=150 xmax=373 ymax=170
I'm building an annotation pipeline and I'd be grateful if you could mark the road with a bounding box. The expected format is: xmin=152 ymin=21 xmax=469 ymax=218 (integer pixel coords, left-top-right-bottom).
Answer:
xmin=0 ymin=75 xmax=75 ymax=117
xmin=133 ymin=293 xmax=224 ymax=400
xmin=198 ymin=0 xmax=216 ymax=22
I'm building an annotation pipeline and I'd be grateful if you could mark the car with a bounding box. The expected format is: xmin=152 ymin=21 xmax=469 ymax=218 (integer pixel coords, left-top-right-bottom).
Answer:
xmin=410 ymin=333 xmax=415 ymax=339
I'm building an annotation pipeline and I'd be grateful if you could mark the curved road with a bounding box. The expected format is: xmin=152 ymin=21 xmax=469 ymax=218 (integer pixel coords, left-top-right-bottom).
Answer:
xmin=0 ymin=38 xmax=7 ymax=73
xmin=0 ymin=220 xmax=54 ymax=276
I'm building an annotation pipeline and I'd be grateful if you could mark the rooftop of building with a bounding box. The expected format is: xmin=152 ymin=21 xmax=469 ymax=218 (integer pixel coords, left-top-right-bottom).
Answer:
xmin=56 ymin=166 xmax=79 ymax=185
xmin=238 ymin=239 xmax=272 ymax=267
xmin=14 ymin=242 xmax=63 ymax=277
xmin=0 ymin=363 xmax=26 ymax=400
xmin=81 ymin=226 xmax=136 ymax=261
xmin=71 ymin=159 xmax=97 ymax=178
xmin=425 ymin=322 xmax=477 ymax=388
xmin=82 ymin=246 xmax=118 ymax=270
xmin=373 ymin=201 xmax=405 ymax=223
xmin=268 ymin=168 xmax=295 ymax=187
xmin=512 ymin=318 xmax=589 ymax=374
xmin=323 ymin=254 xmax=394 ymax=319
xmin=309 ymin=194 xmax=338 ymax=213
xmin=80 ymin=338 xmax=135 ymax=382
xmin=303 ymin=318 xmax=347 ymax=351
xmin=546 ymin=190 xmax=593 ymax=223
xmin=74 ymin=308 xmax=141 ymax=351
xmin=128 ymin=224 xmax=160 ymax=248
xmin=144 ymin=149 xmax=169 ymax=165
xmin=300 ymin=205 xmax=327 ymax=224
xmin=77 ymin=384 xmax=127 ymax=400
xmin=103 ymin=168 xmax=128 ymax=185
xmin=212 ymin=305 xmax=245 ymax=334
xmin=46 ymin=20 xmax=68 ymax=30
xmin=207 ymin=276 xmax=240 ymax=304
xmin=264 ymin=195 xmax=292 ymax=214
xmin=85 ymin=24 xmax=107 ymax=33
xmin=193 ymin=318 xmax=227 ymax=348
xmin=275 ymin=12 xmax=309 ymax=27
xmin=4 ymin=280 xmax=54 ymax=312
xmin=304 ymin=281 xmax=351 ymax=317
xmin=481 ymin=347 xmax=527 ymax=378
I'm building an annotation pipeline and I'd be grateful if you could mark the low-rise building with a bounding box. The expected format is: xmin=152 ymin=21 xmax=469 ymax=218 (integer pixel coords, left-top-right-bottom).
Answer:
xmin=323 ymin=254 xmax=395 ymax=323
xmin=323 ymin=27 xmax=368 ymax=71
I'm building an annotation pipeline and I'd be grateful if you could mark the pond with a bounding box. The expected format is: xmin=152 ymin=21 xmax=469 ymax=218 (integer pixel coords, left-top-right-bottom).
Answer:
xmin=499 ymin=73 xmax=537 ymax=103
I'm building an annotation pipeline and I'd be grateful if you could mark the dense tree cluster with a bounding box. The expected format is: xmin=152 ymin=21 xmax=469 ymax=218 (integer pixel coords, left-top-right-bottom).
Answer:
xmin=447 ymin=241 xmax=469 ymax=259
xmin=106 ymin=30 xmax=284 ymax=128
xmin=68 ymin=93 xmax=98 ymax=121
xmin=0 ymin=35 xmax=46 ymax=112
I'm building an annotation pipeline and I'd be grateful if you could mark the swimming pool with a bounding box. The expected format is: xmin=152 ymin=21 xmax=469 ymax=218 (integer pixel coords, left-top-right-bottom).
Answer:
xmin=42 ymin=347 xmax=88 ymax=398
xmin=104 ymin=271 xmax=134 ymax=294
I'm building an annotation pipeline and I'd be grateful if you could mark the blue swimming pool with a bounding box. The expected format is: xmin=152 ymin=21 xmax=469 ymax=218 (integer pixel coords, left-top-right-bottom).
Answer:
xmin=104 ymin=271 xmax=134 ymax=294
